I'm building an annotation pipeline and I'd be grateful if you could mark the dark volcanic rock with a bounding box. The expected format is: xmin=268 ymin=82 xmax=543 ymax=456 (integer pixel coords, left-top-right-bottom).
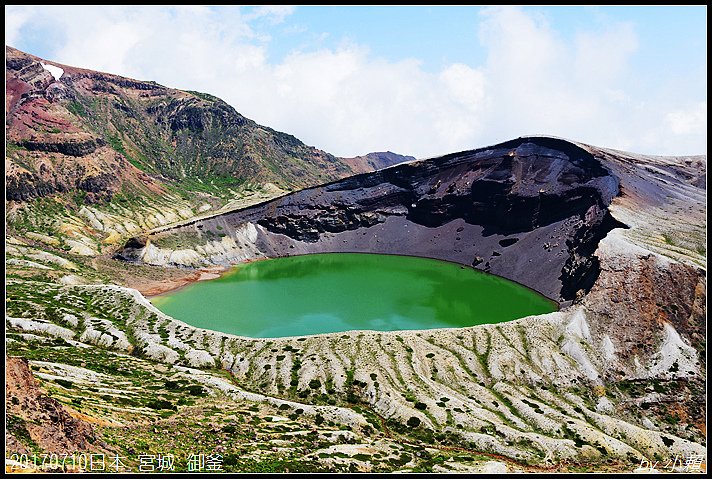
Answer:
xmin=20 ymin=137 xmax=105 ymax=157
xmin=5 ymin=169 xmax=63 ymax=201
xmin=113 ymin=236 xmax=148 ymax=262
xmin=124 ymin=137 xmax=630 ymax=302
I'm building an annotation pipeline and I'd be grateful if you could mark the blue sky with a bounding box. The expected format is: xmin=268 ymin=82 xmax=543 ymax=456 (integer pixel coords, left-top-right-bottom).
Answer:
xmin=266 ymin=6 xmax=706 ymax=73
xmin=5 ymin=6 xmax=707 ymax=157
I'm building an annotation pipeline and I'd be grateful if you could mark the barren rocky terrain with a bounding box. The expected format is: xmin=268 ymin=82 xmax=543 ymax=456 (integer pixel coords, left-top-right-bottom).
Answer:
xmin=5 ymin=46 xmax=706 ymax=473
xmin=110 ymin=136 xmax=708 ymax=465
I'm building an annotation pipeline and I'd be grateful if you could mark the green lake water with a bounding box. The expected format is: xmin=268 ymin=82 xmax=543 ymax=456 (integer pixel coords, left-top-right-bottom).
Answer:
xmin=150 ymin=253 xmax=556 ymax=338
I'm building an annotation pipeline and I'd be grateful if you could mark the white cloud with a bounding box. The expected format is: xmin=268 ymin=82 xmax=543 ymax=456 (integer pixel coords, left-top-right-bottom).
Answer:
xmin=476 ymin=7 xmax=639 ymax=147
xmin=246 ymin=6 xmax=296 ymax=24
xmin=4 ymin=6 xmax=706 ymax=157
xmin=439 ymin=63 xmax=486 ymax=112
xmin=574 ymin=23 xmax=639 ymax=86
xmin=5 ymin=5 xmax=36 ymax=46
xmin=666 ymin=102 xmax=707 ymax=135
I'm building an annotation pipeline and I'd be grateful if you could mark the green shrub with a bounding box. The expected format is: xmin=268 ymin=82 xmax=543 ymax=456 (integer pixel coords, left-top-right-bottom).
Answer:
xmin=407 ymin=417 xmax=421 ymax=428
xmin=55 ymin=378 xmax=74 ymax=389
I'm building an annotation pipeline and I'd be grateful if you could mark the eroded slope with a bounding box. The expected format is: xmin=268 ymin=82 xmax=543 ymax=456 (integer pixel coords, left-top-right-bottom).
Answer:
xmin=7 ymin=136 xmax=706 ymax=469
xmin=121 ymin=137 xmax=627 ymax=302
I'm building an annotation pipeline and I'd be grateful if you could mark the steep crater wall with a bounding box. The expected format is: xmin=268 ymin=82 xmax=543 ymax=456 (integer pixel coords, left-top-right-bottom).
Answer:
xmin=117 ymin=137 xmax=627 ymax=302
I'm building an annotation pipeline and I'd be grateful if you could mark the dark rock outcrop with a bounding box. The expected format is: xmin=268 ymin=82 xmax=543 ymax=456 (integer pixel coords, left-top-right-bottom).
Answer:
xmin=113 ymin=236 xmax=148 ymax=262
xmin=20 ymin=137 xmax=105 ymax=157
xmin=123 ymin=137 xmax=631 ymax=302
xmin=5 ymin=169 xmax=63 ymax=201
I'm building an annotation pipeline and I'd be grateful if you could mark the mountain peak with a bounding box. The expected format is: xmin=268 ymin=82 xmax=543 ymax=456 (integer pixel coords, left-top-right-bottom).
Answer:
xmin=5 ymin=46 xmax=375 ymax=204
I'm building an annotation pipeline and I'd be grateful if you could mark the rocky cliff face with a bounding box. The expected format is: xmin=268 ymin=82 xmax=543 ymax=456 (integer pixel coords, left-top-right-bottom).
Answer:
xmin=9 ymin=133 xmax=707 ymax=467
xmin=120 ymin=137 xmax=628 ymax=302
xmin=6 ymin=46 xmax=706 ymax=468
xmin=4 ymin=46 xmax=386 ymax=204
xmin=6 ymin=46 xmax=418 ymax=264
xmin=5 ymin=356 xmax=100 ymax=455
xmin=105 ymin=136 xmax=707 ymax=464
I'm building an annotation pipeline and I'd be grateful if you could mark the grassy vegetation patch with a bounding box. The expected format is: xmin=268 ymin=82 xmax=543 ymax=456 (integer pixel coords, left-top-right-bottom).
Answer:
xmin=67 ymin=100 xmax=87 ymax=117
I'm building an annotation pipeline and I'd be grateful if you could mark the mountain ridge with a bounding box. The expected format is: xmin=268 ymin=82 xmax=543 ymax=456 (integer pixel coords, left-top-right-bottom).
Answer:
xmin=5 ymin=46 xmax=412 ymax=205
xmin=4 ymin=46 xmax=707 ymax=472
